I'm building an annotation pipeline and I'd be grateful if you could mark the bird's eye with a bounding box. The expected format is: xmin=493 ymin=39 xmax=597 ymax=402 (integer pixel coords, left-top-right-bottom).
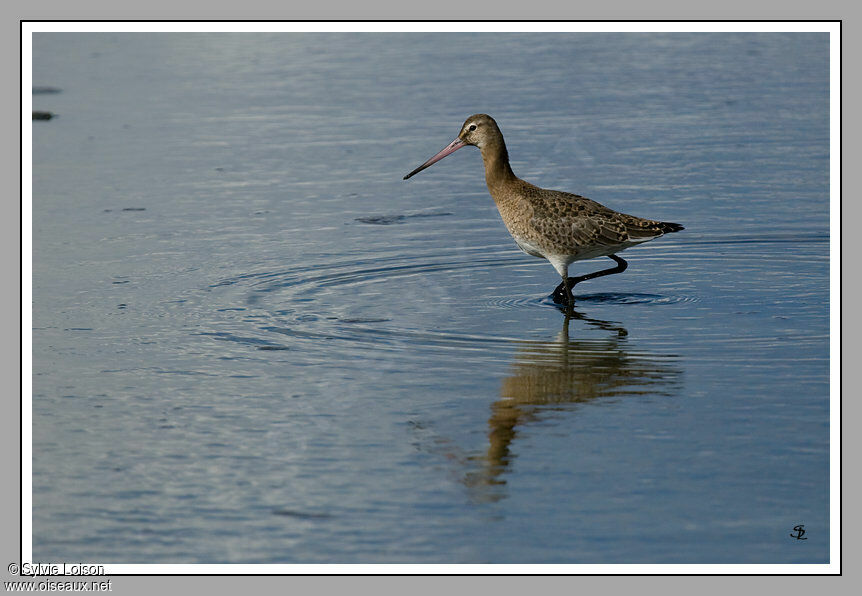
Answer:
xmin=469 ymin=124 xmax=477 ymax=131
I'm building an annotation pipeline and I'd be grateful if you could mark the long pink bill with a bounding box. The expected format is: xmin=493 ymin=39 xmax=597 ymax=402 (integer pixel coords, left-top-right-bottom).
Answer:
xmin=403 ymin=137 xmax=466 ymax=180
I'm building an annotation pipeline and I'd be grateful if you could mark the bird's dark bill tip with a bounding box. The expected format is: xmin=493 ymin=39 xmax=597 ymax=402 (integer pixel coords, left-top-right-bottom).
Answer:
xmin=402 ymin=137 xmax=466 ymax=182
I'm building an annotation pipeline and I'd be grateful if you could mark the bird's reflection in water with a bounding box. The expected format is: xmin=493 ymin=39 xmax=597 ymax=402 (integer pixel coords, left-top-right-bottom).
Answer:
xmin=412 ymin=310 xmax=682 ymax=504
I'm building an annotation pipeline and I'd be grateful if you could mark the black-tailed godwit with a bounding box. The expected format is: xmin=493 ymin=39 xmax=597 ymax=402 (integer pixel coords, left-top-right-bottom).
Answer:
xmin=403 ymin=114 xmax=683 ymax=308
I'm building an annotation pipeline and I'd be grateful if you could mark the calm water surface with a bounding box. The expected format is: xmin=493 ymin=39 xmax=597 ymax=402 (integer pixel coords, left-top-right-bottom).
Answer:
xmin=31 ymin=32 xmax=830 ymax=564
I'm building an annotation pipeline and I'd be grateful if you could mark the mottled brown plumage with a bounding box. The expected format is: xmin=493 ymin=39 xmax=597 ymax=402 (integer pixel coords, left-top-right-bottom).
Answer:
xmin=403 ymin=114 xmax=683 ymax=307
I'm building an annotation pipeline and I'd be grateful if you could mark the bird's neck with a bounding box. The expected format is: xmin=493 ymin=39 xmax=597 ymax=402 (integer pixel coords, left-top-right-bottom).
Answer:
xmin=480 ymin=141 xmax=517 ymax=193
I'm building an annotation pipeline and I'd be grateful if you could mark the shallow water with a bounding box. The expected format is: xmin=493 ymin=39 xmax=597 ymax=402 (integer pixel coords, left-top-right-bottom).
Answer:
xmin=31 ymin=31 xmax=830 ymax=564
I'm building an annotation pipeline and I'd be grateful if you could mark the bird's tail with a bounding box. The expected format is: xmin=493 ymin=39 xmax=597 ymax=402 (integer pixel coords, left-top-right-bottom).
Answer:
xmin=628 ymin=219 xmax=685 ymax=240
xmin=658 ymin=221 xmax=684 ymax=234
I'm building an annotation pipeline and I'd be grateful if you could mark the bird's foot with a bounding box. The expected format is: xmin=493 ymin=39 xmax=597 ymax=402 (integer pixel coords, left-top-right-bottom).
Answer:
xmin=550 ymin=279 xmax=576 ymax=308
xmin=550 ymin=283 xmax=570 ymax=305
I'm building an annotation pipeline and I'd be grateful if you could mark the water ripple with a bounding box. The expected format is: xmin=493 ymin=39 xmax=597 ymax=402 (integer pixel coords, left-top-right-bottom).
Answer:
xmin=194 ymin=231 xmax=823 ymax=362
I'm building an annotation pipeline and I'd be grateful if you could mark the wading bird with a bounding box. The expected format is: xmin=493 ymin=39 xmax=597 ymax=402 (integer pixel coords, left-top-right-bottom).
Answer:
xmin=403 ymin=114 xmax=683 ymax=308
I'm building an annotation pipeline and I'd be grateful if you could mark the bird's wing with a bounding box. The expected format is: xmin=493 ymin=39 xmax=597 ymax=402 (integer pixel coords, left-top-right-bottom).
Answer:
xmin=528 ymin=193 xmax=643 ymax=249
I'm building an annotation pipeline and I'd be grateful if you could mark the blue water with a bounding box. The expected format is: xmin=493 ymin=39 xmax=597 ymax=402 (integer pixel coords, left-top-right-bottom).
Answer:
xmin=31 ymin=32 xmax=830 ymax=564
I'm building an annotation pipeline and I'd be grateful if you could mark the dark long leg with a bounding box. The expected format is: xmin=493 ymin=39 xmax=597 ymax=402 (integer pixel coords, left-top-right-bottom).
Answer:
xmin=551 ymin=255 xmax=628 ymax=305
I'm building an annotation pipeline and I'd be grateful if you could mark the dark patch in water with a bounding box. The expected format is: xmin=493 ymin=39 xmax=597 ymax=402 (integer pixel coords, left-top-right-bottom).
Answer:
xmin=539 ymin=292 xmax=695 ymax=306
xmin=258 ymin=345 xmax=290 ymax=351
xmin=33 ymin=86 xmax=62 ymax=94
xmin=272 ymin=509 xmax=333 ymax=520
xmin=122 ymin=207 xmax=147 ymax=211
xmin=575 ymin=292 xmax=700 ymax=305
xmin=573 ymin=293 xmax=664 ymax=304
xmin=32 ymin=111 xmax=55 ymax=120
xmin=355 ymin=210 xmax=453 ymax=225
xmin=338 ymin=317 xmax=391 ymax=324
xmin=355 ymin=214 xmax=407 ymax=225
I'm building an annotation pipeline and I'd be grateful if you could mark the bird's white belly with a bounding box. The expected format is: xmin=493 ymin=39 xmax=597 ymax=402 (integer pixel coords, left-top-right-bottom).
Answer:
xmin=512 ymin=235 xmax=546 ymax=258
xmin=511 ymin=232 xmax=632 ymax=262
xmin=511 ymin=233 xmax=645 ymax=279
